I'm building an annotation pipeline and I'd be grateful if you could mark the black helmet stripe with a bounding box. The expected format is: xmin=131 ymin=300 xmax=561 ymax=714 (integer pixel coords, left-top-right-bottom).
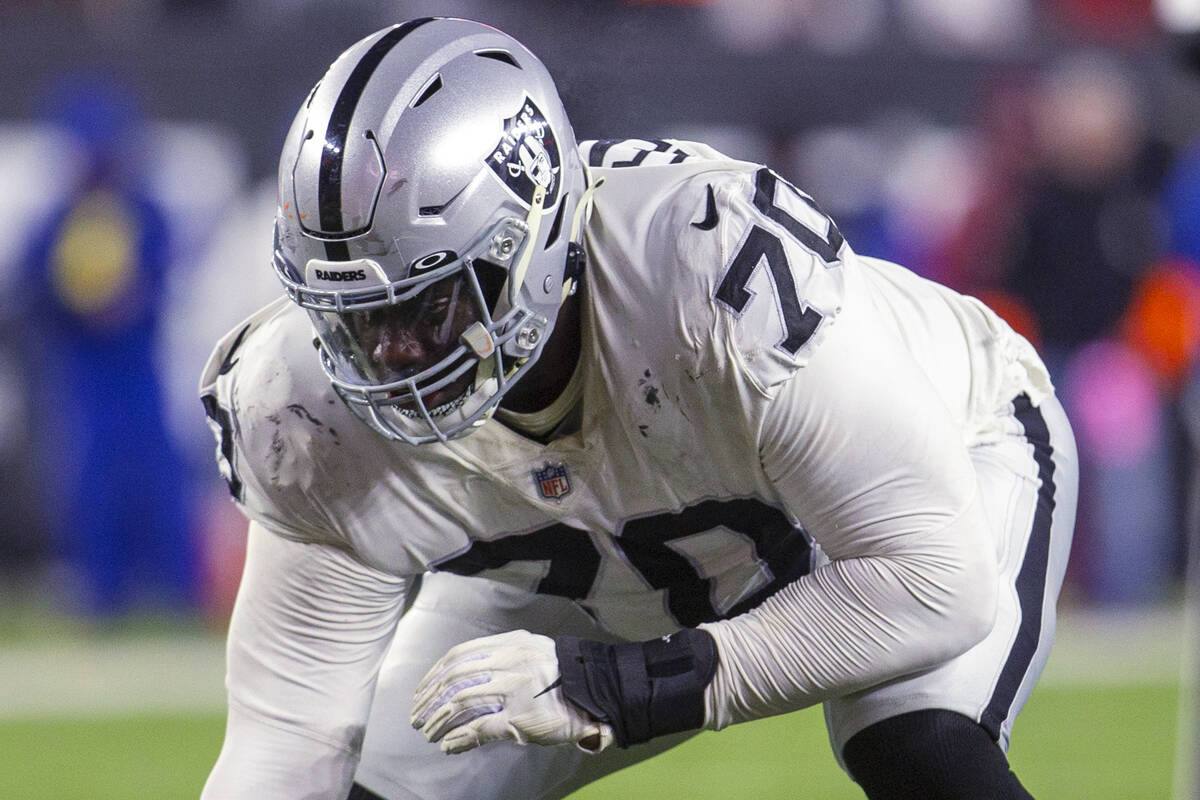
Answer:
xmin=317 ymin=17 xmax=437 ymax=245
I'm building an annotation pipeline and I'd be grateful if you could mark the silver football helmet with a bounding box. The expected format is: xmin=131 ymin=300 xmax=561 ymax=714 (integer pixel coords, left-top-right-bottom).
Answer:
xmin=273 ymin=17 xmax=588 ymax=444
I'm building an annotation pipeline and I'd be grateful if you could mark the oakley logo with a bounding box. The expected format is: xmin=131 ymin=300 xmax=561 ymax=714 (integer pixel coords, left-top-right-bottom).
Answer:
xmin=410 ymin=250 xmax=458 ymax=273
xmin=314 ymin=268 xmax=367 ymax=282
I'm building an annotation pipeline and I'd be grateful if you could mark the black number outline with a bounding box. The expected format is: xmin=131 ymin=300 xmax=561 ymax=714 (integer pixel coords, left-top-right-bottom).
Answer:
xmin=588 ymin=138 xmax=691 ymax=168
xmin=714 ymin=169 xmax=844 ymax=356
xmin=618 ymin=497 xmax=814 ymax=626
xmin=752 ymin=168 xmax=844 ymax=266
xmin=202 ymin=324 xmax=250 ymax=502
xmin=433 ymin=523 xmax=599 ymax=600
xmin=202 ymin=392 xmax=244 ymax=502
xmin=432 ymin=497 xmax=813 ymax=627
xmin=715 ymin=225 xmax=824 ymax=356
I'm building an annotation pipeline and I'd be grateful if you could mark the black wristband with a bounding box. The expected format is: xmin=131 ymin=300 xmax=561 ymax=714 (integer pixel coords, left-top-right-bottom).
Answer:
xmin=556 ymin=628 xmax=718 ymax=748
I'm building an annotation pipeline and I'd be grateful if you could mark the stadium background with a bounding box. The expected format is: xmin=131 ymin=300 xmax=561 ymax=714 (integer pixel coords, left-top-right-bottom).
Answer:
xmin=0 ymin=0 xmax=1196 ymax=796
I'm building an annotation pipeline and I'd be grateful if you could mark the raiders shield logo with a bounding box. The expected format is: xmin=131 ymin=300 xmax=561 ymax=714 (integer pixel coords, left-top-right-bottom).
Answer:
xmin=486 ymin=96 xmax=561 ymax=207
xmin=532 ymin=461 xmax=572 ymax=500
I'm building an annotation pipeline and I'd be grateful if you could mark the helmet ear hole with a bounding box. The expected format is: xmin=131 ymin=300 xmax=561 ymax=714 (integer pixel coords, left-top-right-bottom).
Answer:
xmin=473 ymin=259 xmax=508 ymax=312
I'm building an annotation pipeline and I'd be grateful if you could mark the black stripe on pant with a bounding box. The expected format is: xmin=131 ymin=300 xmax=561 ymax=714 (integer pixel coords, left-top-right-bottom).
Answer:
xmin=980 ymin=393 xmax=1057 ymax=740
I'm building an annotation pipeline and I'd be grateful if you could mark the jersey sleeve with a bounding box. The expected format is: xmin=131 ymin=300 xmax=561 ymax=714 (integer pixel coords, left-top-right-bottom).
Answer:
xmin=695 ymin=223 xmax=999 ymax=729
xmin=199 ymin=299 xmax=355 ymax=551
xmin=579 ymin=138 xmax=730 ymax=169
xmin=202 ymin=521 xmax=409 ymax=799
xmin=676 ymin=166 xmax=848 ymax=398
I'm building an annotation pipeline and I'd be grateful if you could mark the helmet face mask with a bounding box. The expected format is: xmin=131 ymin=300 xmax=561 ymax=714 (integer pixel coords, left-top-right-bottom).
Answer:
xmin=321 ymin=272 xmax=484 ymax=414
xmin=274 ymin=200 xmax=550 ymax=443
xmin=273 ymin=17 xmax=586 ymax=444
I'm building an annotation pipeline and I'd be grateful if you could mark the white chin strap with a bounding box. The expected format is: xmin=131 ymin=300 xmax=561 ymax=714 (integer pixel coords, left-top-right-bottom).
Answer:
xmin=466 ymin=174 xmax=606 ymax=419
xmin=563 ymin=176 xmax=604 ymax=300
xmin=458 ymin=185 xmax=549 ymax=409
xmin=569 ymin=176 xmax=603 ymax=244
xmin=507 ymin=183 xmax=547 ymax=308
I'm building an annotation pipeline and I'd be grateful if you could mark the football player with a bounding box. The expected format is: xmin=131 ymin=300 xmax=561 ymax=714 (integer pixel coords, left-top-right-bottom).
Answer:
xmin=200 ymin=17 xmax=1077 ymax=800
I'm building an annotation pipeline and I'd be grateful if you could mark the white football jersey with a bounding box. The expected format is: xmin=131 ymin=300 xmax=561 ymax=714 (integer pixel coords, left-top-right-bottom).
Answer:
xmin=200 ymin=138 xmax=1051 ymax=642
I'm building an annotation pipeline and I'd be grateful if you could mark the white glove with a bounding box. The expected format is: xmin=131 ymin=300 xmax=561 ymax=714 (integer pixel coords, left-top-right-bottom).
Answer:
xmin=410 ymin=629 xmax=614 ymax=755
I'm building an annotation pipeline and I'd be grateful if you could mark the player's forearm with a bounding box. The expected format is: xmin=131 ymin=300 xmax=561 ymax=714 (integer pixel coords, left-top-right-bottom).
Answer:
xmin=700 ymin=497 xmax=997 ymax=729
xmin=208 ymin=523 xmax=408 ymax=793
xmin=547 ymin=505 xmax=994 ymax=748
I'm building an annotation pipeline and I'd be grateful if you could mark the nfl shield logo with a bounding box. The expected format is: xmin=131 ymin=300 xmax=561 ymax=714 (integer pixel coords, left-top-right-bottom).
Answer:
xmin=533 ymin=461 xmax=572 ymax=500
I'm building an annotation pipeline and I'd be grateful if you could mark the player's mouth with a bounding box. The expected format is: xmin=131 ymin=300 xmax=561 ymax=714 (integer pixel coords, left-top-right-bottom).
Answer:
xmin=392 ymin=372 xmax=475 ymax=419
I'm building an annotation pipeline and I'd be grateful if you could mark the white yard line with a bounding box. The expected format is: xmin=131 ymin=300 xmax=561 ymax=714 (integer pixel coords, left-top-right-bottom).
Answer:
xmin=0 ymin=634 xmax=227 ymax=719
xmin=1041 ymin=604 xmax=1185 ymax=688
xmin=0 ymin=604 xmax=1184 ymax=719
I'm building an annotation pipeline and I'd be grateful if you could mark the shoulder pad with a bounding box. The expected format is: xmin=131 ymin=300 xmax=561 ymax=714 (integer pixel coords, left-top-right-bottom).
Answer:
xmin=199 ymin=297 xmax=292 ymax=396
xmin=579 ymin=138 xmax=738 ymax=170
xmin=198 ymin=298 xmax=350 ymax=546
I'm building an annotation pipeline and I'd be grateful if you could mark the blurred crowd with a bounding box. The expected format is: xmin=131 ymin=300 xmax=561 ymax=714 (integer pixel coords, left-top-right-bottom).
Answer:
xmin=0 ymin=0 xmax=1198 ymax=621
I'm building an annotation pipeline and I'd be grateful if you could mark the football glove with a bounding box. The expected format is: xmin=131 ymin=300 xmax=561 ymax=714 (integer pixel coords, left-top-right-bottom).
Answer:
xmin=411 ymin=629 xmax=614 ymax=755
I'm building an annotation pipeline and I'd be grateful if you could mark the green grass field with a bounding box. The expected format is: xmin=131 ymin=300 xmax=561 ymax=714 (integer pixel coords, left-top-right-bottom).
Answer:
xmin=0 ymin=683 xmax=1179 ymax=799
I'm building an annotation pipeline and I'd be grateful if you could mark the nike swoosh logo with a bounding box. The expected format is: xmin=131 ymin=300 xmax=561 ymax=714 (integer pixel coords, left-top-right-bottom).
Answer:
xmin=691 ymin=184 xmax=718 ymax=230
xmin=218 ymin=324 xmax=251 ymax=375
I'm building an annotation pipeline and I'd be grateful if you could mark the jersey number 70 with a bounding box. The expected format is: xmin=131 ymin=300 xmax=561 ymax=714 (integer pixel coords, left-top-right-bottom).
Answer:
xmin=714 ymin=168 xmax=844 ymax=356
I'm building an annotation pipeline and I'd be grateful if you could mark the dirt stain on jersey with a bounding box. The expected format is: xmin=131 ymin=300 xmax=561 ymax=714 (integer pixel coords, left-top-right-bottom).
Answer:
xmin=286 ymin=403 xmax=341 ymax=445
xmin=264 ymin=412 xmax=285 ymax=480
xmin=287 ymin=403 xmax=319 ymax=424
xmin=638 ymin=369 xmax=662 ymax=408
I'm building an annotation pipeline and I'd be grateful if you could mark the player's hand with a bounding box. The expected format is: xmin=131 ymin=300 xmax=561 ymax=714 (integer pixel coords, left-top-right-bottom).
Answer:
xmin=410 ymin=629 xmax=614 ymax=754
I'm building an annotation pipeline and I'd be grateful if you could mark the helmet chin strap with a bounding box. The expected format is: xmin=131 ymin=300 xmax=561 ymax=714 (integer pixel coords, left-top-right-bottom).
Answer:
xmin=507 ymin=183 xmax=547 ymax=308
xmin=563 ymin=176 xmax=604 ymax=301
xmin=462 ymin=173 xmax=605 ymax=425
xmin=459 ymin=183 xmax=548 ymax=411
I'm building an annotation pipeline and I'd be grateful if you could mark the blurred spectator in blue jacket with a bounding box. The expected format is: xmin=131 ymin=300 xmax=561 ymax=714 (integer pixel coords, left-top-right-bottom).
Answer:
xmin=20 ymin=73 xmax=196 ymax=617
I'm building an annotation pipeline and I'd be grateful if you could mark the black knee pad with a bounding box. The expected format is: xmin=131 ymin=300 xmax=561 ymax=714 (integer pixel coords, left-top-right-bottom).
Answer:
xmin=842 ymin=709 xmax=1034 ymax=799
